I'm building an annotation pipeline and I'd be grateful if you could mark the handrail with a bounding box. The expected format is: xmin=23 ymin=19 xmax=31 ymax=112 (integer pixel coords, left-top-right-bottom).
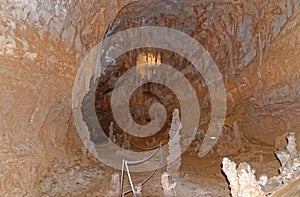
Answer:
xmin=126 ymin=145 xmax=161 ymax=165
xmin=120 ymin=142 xmax=162 ymax=197
xmin=130 ymin=141 xmax=162 ymax=151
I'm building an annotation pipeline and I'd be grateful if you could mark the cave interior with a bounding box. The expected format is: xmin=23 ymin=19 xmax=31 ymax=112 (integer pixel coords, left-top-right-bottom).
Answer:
xmin=0 ymin=0 xmax=300 ymax=196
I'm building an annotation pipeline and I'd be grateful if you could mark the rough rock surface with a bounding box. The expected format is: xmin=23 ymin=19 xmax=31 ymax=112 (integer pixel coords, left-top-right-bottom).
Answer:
xmin=161 ymin=172 xmax=176 ymax=196
xmin=264 ymin=132 xmax=300 ymax=194
xmin=223 ymin=133 xmax=300 ymax=197
xmin=166 ymin=109 xmax=182 ymax=180
xmin=222 ymin=157 xmax=265 ymax=197
xmin=94 ymin=0 xmax=300 ymax=152
xmin=227 ymin=6 xmax=300 ymax=146
xmin=107 ymin=172 xmax=120 ymax=197
xmin=0 ymin=0 xmax=300 ymax=196
xmin=0 ymin=0 xmax=136 ymax=196
xmin=270 ymin=175 xmax=300 ymax=197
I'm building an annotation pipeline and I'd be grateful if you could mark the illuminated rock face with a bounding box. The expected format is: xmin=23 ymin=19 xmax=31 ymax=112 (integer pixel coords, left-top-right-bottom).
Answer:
xmin=0 ymin=0 xmax=299 ymax=196
xmin=136 ymin=52 xmax=162 ymax=80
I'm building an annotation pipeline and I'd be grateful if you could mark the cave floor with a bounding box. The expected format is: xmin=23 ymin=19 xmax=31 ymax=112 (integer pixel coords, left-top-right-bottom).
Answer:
xmin=85 ymin=138 xmax=281 ymax=197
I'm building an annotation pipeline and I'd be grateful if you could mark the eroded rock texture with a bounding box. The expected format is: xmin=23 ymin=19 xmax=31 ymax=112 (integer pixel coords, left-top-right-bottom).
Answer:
xmin=161 ymin=172 xmax=176 ymax=196
xmin=222 ymin=157 xmax=265 ymax=197
xmin=223 ymin=133 xmax=300 ymax=196
xmin=227 ymin=6 xmax=300 ymax=147
xmin=0 ymin=0 xmax=136 ymax=196
xmin=0 ymin=0 xmax=299 ymax=196
xmin=94 ymin=0 xmax=300 ymax=152
xmin=265 ymin=132 xmax=300 ymax=194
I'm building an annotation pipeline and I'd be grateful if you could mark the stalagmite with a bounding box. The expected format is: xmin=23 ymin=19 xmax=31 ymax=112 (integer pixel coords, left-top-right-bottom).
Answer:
xmin=285 ymin=132 xmax=297 ymax=157
xmin=236 ymin=162 xmax=265 ymax=197
xmin=135 ymin=184 xmax=143 ymax=197
xmin=275 ymin=132 xmax=300 ymax=183
xmin=222 ymin=158 xmax=265 ymax=197
xmin=233 ymin=121 xmax=241 ymax=141
xmin=222 ymin=158 xmax=239 ymax=197
xmin=109 ymin=121 xmax=116 ymax=143
xmin=161 ymin=172 xmax=176 ymax=196
xmin=223 ymin=132 xmax=300 ymax=196
xmin=264 ymin=133 xmax=300 ymax=194
xmin=1 ymin=0 xmax=300 ymax=196
xmin=108 ymin=173 xmax=120 ymax=197
xmin=166 ymin=109 xmax=182 ymax=180
xmin=122 ymin=133 xmax=131 ymax=149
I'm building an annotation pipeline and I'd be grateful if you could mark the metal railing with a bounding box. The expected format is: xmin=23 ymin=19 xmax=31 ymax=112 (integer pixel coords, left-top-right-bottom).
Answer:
xmin=120 ymin=142 xmax=163 ymax=197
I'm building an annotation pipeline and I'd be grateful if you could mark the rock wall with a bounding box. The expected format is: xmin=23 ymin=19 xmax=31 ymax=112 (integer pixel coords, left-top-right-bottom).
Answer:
xmin=222 ymin=133 xmax=300 ymax=196
xmin=226 ymin=7 xmax=300 ymax=146
xmin=0 ymin=0 xmax=136 ymax=195
xmin=97 ymin=0 xmax=300 ymax=148
xmin=105 ymin=0 xmax=300 ymax=73
xmin=0 ymin=0 xmax=299 ymax=195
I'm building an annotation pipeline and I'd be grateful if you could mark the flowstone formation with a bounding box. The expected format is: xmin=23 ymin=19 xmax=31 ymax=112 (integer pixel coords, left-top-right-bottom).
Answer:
xmin=222 ymin=132 xmax=300 ymax=197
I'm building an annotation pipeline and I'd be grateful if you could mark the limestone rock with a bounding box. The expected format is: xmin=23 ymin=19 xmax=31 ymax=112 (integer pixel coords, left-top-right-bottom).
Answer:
xmin=223 ymin=133 xmax=300 ymax=196
xmin=222 ymin=157 xmax=265 ymax=197
xmin=161 ymin=172 xmax=176 ymax=196
xmin=166 ymin=109 xmax=182 ymax=180
xmin=275 ymin=132 xmax=300 ymax=184
xmin=0 ymin=0 xmax=300 ymax=196
xmin=108 ymin=172 xmax=120 ymax=197
xmin=222 ymin=157 xmax=239 ymax=197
